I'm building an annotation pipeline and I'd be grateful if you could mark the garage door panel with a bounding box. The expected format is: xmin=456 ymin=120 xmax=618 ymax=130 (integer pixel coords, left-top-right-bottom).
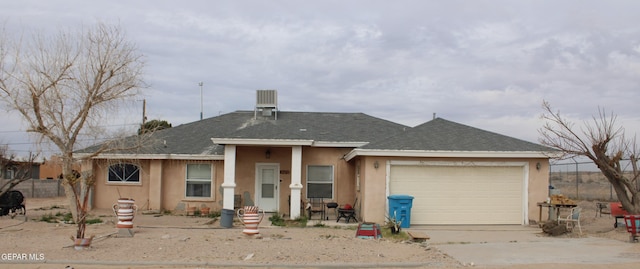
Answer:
xmin=390 ymin=164 xmax=523 ymax=225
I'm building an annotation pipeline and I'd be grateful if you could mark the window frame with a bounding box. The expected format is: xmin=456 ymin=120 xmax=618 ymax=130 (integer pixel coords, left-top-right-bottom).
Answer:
xmin=107 ymin=163 xmax=141 ymax=185
xmin=185 ymin=163 xmax=213 ymax=199
xmin=306 ymin=165 xmax=334 ymax=199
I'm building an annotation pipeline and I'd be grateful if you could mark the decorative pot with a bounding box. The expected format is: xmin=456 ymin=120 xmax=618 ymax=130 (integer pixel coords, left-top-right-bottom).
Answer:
xmin=112 ymin=198 xmax=137 ymax=229
xmin=237 ymin=206 xmax=265 ymax=235
xmin=73 ymin=237 xmax=93 ymax=250
xmin=200 ymin=207 xmax=210 ymax=216
xmin=186 ymin=206 xmax=197 ymax=216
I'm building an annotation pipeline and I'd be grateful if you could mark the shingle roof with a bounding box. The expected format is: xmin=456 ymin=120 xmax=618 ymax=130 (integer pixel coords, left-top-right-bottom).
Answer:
xmin=77 ymin=111 xmax=408 ymax=156
xmin=77 ymin=113 xmax=553 ymax=157
xmin=362 ymin=117 xmax=552 ymax=152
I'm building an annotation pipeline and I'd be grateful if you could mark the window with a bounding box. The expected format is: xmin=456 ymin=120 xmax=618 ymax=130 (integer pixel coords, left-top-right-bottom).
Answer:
xmin=108 ymin=163 xmax=140 ymax=183
xmin=4 ymin=168 xmax=14 ymax=180
xmin=186 ymin=163 xmax=212 ymax=198
xmin=307 ymin=165 xmax=333 ymax=199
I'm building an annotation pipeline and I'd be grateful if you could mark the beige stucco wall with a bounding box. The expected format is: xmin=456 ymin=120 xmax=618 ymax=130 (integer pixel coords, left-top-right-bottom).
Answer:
xmin=91 ymin=159 xmax=151 ymax=210
xmin=159 ymin=160 xmax=219 ymax=211
xmin=90 ymin=146 xmax=358 ymax=215
xmin=301 ymin=147 xmax=354 ymax=205
xmin=89 ymin=149 xmax=549 ymax=225
xmin=358 ymin=156 xmax=551 ymax=225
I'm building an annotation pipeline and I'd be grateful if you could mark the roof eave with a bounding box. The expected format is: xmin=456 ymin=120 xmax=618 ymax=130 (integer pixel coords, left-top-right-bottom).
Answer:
xmin=312 ymin=141 xmax=368 ymax=147
xmin=74 ymin=153 xmax=224 ymax=161
xmin=344 ymin=149 xmax=559 ymax=161
xmin=211 ymin=138 xmax=315 ymax=146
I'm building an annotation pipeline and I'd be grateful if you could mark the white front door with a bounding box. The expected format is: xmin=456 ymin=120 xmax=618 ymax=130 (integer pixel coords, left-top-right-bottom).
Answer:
xmin=256 ymin=164 xmax=279 ymax=212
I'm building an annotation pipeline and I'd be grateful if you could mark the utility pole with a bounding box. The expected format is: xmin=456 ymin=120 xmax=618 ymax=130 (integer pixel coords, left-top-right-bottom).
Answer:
xmin=199 ymin=82 xmax=203 ymax=120
xmin=142 ymin=99 xmax=147 ymax=125
xmin=140 ymin=99 xmax=147 ymax=134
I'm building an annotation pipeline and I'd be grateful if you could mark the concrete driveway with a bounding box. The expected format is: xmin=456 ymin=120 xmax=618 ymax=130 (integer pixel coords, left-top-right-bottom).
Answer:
xmin=407 ymin=225 xmax=640 ymax=266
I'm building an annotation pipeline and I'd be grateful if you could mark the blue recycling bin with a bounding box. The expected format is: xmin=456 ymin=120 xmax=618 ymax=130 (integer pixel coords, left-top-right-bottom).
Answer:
xmin=388 ymin=195 xmax=414 ymax=228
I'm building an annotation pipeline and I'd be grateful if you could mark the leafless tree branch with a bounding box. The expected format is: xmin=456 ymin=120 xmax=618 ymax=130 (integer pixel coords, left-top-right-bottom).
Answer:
xmin=539 ymin=101 xmax=640 ymax=213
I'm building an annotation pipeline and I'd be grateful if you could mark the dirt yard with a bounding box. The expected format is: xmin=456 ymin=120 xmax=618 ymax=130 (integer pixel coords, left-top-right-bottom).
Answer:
xmin=0 ymin=197 xmax=638 ymax=269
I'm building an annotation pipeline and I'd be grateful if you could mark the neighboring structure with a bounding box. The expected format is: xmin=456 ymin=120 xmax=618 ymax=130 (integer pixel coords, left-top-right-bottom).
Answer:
xmin=1 ymin=158 xmax=39 ymax=181
xmin=76 ymin=90 xmax=555 ymax=225
xmin=39 ymin=155 xmax=70 ymax=180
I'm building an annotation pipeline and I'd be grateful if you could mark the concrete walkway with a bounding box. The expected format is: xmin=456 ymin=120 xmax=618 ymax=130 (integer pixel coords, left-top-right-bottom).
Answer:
xmin=264 ymin=214 xmax=640 ymax=266
xmin=407 ymin=225 xmax=640 ymax=266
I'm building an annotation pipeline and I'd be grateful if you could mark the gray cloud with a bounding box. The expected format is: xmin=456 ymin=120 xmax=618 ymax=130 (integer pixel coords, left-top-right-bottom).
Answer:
xmin=2 ymin=0 xmax=640 ymax=155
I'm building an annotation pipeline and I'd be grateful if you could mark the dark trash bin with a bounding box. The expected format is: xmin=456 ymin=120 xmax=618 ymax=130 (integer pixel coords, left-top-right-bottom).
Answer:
xmin=220 ymin=208 xmax=235 ymax=228
xmin=387 ymin=194 xmax=414 ymax=228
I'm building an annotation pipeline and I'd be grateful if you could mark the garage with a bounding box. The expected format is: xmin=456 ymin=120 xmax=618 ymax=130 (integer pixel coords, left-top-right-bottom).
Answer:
xmin=389 ymin=161 xmax=526 ymax=225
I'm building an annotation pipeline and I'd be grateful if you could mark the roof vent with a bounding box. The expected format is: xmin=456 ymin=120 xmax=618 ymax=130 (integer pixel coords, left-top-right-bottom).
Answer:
xmin=255 ymin=90 xmax=278 ymax=119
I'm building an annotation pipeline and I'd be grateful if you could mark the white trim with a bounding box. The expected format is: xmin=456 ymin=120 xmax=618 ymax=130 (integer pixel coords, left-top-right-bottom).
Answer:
xmin=386 ymin=160 xmax=529 ymax=225
xmin=74 ymin=153 xmax=223 ymax=161
xmin=345 ymin=149 xmax=555 ymax=161
xmin=106 ymin=163 xmax=142 ymax=185
xmin=388 ymin=160 xmax=529 ymax=167
xmin=184 ymin=163 xmax=214 ymax=199
xmin=211 ymin=138 xmax=314 ymax=146
xmin=311 ymin=141 xmax=368 ymax=147
xmin=255 ymin=163 xmax=280 ymax=212
xmin=222 ymin=145 xmax=237 ymax=210
xmin=305 ymin=164 xmax=335 ymax=199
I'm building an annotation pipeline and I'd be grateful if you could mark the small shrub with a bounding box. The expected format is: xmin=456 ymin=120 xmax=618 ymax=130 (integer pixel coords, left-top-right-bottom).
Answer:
xmin=269 ymin=212 xmax=285 ymax=226
xmin=381 ymin=228 xmax=410 ymax=241
xmin=62 ymin=212 xmax=73 ymax=222
xmin=207 ymin=211 xmax=221 ymax=218
xmin=86 ymin=218 xmax=103 ymax=224
xmin=39 ymin=213 xmax=58 ymax=223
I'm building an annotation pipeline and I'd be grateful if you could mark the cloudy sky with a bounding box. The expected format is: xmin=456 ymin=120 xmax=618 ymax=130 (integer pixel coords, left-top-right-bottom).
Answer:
xmin=1 ymin=0 xmax=640 ymax=158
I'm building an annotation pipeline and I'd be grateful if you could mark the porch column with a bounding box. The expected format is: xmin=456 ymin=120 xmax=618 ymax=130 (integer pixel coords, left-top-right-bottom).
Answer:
xmin=222 ymin=145 xmax=237 ymax=210
xmin=148 ymin=159 xmax=163 ymax=211
xmin=289 ymin=145 xmax=303 ymax=219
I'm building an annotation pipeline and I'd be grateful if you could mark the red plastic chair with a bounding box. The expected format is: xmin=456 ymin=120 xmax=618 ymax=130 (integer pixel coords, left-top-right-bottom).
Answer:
xmin=623 ymin=215 xmax=640 ymax=243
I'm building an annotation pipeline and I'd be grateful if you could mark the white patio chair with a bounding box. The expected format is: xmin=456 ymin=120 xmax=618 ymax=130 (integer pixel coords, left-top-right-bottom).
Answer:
xmin=559 ymin=207 xmax=582 ymax=235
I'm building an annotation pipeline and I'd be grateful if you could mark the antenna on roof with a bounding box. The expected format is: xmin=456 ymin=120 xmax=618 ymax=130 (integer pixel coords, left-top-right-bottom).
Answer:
xmin=199 ymin=82 xmax=204 ymax=120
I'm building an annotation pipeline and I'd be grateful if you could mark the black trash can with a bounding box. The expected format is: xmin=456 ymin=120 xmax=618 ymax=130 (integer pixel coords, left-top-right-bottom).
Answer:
xmin=220 ymin=209 xmax=235 ymax=228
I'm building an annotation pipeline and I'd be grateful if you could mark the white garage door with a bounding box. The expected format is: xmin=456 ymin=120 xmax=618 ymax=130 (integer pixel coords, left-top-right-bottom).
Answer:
xmin=389 ymin=163 xmax=524 ymax=225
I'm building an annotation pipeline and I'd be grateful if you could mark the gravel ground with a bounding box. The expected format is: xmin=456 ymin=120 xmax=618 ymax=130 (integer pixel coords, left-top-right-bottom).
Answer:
xmin=0 ymin=197 xmax=461 ymax=268
xmin=2 ymin=197 xmax=640 ymax=269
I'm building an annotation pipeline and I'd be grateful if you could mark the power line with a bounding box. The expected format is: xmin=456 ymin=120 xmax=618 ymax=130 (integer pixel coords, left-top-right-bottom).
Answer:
xmin=0 ymin=122 xmax=143 ymax=134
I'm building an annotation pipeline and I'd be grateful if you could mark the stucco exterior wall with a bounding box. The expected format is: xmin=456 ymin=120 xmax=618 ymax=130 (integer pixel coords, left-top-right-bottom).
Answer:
xmin=90 ymin=146 xmax=358 ymax=215
xmin=359 ymin=156 xmax=387 ymax=224
xmin=89 ymin=149 xmax=549 ymax=225
xmin=301 ymin=147 xmax=354 ymax=205
xmin=160 ymin=160 xmax=218 ymax=212
xmin=358 ymin=156 xmax=550 ymax=225
xmin=91 ymin=159 xmax=150 ymax=210
xmin=528 ymin=159 xmax=551 ymax=223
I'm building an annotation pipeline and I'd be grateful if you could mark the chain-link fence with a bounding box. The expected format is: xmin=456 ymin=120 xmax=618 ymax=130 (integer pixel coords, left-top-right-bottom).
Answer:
xmin=549 ymin=161 xmax=617 ymax=201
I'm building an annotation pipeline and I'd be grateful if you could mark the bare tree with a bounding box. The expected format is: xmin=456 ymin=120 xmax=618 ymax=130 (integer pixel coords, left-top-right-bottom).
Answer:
xmin=0 ymin=23 xmax=146 ymax=240
xmin=540 ymin=101 xmax=640 ymax=214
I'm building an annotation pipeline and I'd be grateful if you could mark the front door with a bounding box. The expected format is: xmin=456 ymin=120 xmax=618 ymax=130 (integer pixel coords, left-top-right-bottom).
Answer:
xmin=256 ymin=164 xmax=279 ymax=212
